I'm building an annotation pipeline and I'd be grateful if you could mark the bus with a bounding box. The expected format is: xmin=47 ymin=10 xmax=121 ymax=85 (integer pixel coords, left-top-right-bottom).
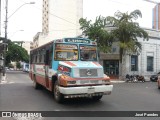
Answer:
xmin=29 ymin=38 xmax=113 ymax=103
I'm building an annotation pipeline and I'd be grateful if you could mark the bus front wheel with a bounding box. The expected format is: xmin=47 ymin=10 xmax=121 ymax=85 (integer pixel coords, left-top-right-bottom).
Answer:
xmin=92 ymin=95 xmax=103 ymax=101
xmin=53 ymin=80 xmax=64 ymax=103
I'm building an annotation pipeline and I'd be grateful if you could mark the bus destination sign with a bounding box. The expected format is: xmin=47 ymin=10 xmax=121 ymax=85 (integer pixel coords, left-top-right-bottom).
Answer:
xmin=65 ymin=39 xmax=90 ymax=43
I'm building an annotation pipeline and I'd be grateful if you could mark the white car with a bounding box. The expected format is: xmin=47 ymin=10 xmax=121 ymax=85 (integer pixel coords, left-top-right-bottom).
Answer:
xmin=9 ymin=68 xmax=14 ymax=70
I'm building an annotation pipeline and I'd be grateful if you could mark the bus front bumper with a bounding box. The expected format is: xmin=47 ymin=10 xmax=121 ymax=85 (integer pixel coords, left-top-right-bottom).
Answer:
xmin=59 ymin=85 xmax=113 ymax=98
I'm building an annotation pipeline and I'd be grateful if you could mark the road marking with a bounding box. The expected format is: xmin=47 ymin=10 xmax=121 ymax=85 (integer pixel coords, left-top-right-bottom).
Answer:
xmin=0 ymin=81 xmax=15 ymax=84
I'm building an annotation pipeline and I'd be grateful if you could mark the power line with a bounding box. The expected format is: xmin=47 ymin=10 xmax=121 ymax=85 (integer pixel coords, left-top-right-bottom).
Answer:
xmin=18 ymin=0 xmax=77 ymax=26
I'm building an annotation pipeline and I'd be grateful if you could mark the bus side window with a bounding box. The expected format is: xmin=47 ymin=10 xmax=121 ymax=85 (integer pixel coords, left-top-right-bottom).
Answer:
xmin=45 ymin=50 xmax=49 ymax=65
xmin=44 ymin=54 xmax=46 ymax=63
xmin=45 ymin=50 xmax=52 ymax=68
xmin=49 ymin=51 xmax=52 ymax=68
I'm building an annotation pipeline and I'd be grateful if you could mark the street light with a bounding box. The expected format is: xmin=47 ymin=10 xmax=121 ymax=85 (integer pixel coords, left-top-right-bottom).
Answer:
xmin=1 ymin=1 xmax=35 ymax=81
xmin=7 ymin=2 xmax=35 ymax=20
xmin=4 ymin=1 xmax=35 ymax=39
xmin=8 ymin=30 xmax=24 ymax=38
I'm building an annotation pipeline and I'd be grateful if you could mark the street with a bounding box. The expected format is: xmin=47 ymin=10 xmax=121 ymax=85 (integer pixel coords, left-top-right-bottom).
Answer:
xmin=0 ymin=71 xmax=160 ymax=120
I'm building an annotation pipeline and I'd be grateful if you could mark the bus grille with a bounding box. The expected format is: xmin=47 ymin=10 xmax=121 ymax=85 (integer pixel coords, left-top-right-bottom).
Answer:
xmin=80 ymin=80 xmax=99 ymax=84
xmin=79 ymin=69 xmax=98 ymax=77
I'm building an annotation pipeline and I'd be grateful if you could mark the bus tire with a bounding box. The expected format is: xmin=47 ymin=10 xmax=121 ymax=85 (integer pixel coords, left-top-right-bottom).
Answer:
xmin=158 ymin=83 xmax=160 ymax=89
xmin=33 ymin=75 xmax=41 ymax=89
xmin=92 ymin=95 xmax=103 ymax=101
xmin=53 ymin=80 xmax=64 ymax=103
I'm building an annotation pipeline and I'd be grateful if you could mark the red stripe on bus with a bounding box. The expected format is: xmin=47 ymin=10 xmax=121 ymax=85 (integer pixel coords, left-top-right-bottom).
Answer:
xmin=92 ymin=62 xmax=101 ymax=66
xmin=64 ymin=61 xmax=77 ymax=66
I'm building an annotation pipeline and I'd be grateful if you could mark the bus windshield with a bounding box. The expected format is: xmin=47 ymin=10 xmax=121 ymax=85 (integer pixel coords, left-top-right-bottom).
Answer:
xmin=80 ymin=45 xmax=97 ymax=61
xmin=54 ymin=43 xmax=78 ymax=61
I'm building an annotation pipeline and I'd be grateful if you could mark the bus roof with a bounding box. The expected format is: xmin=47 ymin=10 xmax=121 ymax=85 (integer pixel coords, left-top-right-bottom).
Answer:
xmin=30 ymin=37 xmax=96 ymax=53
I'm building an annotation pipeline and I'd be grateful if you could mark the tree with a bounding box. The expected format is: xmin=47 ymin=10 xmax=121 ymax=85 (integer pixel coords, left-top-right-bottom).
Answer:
xmin=79 ymin=16 xmax=113 ymax=52
xmin=16 ymin=62 xmax=21 ymax=69
xmin=107 ymin=9 xmax=149 ymax=62
xmin=106 ymin=10 xmax=149 ymax=77
xmin=6 ymin=42 xmax=29 ymax=66
xmin=79 ymin=9 xmax=149 ymax=78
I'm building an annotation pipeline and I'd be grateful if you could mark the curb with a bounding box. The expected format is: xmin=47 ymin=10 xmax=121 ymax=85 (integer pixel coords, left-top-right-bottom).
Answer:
xmin=110 ymin=80 xmax=125 ymax=83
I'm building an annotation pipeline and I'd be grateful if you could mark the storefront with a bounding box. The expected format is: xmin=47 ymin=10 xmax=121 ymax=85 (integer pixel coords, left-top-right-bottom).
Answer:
xmin=99 ymin=52 xmax=119 ymax=79
xmin=103 ymin=60 xmax=119 ymax=78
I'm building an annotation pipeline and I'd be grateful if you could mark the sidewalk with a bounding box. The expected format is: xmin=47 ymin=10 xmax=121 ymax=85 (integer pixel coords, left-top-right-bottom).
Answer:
xmin=110 ymin=79 xmax=125 ymax=83
xmin=110 ymin=78 xmax=151 ymax=83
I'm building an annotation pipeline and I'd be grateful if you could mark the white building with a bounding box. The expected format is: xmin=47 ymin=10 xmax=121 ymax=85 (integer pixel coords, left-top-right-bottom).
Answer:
xmin=100 ymin=28 xmax=160 ymax=80
xmin=32 ymin=0 xmax=83 ymax=49
xmin=22 ymin=41 xmax=32 ymax=55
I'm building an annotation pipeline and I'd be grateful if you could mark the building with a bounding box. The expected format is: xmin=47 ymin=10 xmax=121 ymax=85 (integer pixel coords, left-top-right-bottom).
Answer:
xmin=100 ymin=28 xmax=160 ymax=80
xmin=152 ymin=3 xmax=160 ymax=30
xmin=31 ymin=32 xmax=46 ymax=49
xmin=22 ymin=41 xmax=32 ymax=55
xmin=32 ymin=0 xmax=83 ymax=49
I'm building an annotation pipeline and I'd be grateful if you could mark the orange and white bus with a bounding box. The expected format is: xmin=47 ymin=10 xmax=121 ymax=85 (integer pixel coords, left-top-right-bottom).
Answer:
xmin=29 ymin=37 xmax=113 ymax=103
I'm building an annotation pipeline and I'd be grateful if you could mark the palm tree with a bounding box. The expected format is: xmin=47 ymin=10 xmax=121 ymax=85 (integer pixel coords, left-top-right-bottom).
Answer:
xmin=107 ymin=10 xmax=149 ymax=61
xmin=107 ymin=10 xmax=149 ymax=77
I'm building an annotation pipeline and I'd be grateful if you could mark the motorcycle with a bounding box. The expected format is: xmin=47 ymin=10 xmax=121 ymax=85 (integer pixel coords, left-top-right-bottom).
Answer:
xmin=126 ymin=74 xmax=137 ymax=82
xmin=126 ymin=74 xmax=145 ymax=83
xmin=136 ymin=75 xmax=145 ymax=82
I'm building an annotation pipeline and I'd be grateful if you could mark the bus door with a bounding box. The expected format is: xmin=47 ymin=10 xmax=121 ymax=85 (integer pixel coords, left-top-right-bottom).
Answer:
xmin=45 ymin=50 xmax=50 ymax=88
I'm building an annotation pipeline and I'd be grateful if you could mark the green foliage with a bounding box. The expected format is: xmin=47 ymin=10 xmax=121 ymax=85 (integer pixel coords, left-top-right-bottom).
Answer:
xmin=107 ymin=9 xmax=149 ymax=62
xmin=79 ymin=16 xmax=114 ymax=52
xmin=8 ymin=63 xmax=14 ymax=68
xmin=6 ymin=42 xmax=29 ymax=65
xmin=16 ymin=62 xmax=21 ymax=69
xmin=79 ymin=9 xmax=149 ymax=62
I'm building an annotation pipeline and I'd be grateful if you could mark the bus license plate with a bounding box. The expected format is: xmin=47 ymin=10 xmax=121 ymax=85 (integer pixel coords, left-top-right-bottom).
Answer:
xmin=88 ymin=87 xmax=95 ymax=93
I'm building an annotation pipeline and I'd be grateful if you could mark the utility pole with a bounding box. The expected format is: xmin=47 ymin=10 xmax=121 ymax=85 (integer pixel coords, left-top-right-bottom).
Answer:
xmin=1 ymin=0 xmax=8 ymax=81
xmin=0 ymin=0 xmax=2 ymax=82
xmin=0 ymin=0 xmax=1 ymax=37
xmin=0 ymin=1 xmax=35 ymax=82
xmin=5 ymin=0 xmax=8 ymax=39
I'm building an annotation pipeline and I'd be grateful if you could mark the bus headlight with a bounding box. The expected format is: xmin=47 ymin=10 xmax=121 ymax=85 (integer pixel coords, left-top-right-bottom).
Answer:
xmin=59 ymin=74 xmax=76 ymax=86
xmin=67 ymin=80 xmax=76 ymax=85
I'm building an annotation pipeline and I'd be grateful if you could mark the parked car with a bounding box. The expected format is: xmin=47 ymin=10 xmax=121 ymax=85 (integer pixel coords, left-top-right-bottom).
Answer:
xmin=5 ymin=67 xmax=9 ymax=71
xmin=9 ymin=68 xmax=14 ymax=71
xmin=150 ymin=72 xmax=160 ymax=82
xmin=150 ymin=75 xmax=158 ymax=82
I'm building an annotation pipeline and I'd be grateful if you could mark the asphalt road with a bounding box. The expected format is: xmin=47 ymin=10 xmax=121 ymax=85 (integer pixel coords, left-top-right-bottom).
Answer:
xmin=0 ymin=71 xmax=160 ymax=120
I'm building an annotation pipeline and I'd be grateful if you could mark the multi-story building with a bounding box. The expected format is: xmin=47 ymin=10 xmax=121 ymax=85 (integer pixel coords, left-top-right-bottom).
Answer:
xmin=152 ymin=3 xmax=160 ymax=30
xmin=32 ymin=0 xmax=83 ymax=49
xmin=32 ymin=32 xmax=46 ymax=49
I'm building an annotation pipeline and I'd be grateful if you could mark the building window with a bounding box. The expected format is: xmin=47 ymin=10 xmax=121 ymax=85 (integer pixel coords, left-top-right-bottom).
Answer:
xmin=131 ymin=55 xmax=138 ymax=71
xmin=147 ymin=56 xmax=153 ymax=71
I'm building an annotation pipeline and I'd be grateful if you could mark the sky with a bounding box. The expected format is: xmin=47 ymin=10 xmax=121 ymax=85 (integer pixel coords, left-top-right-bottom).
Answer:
xmin=1 ymin=0 xmax=159 ymax=42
